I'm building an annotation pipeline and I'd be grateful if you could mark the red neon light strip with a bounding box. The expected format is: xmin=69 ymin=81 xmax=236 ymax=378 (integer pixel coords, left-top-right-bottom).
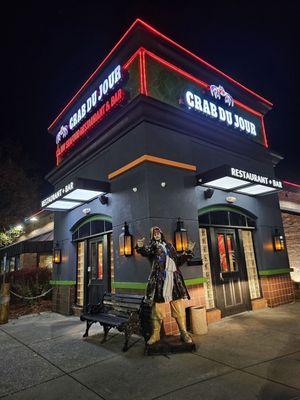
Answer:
xmin=123 ymin=48 xmax=140 ymax=69
xmin=283 ymin=181 xmax=300 ymax=189
xmin=145 ymin=49 xmax=208 ymax=89
xmin=260 ymin=115 xmax=268 ymax=148
xmin=141 ymin=49 xmax=148 ymax=96
xmin=48 ymin=20 xmax=140 ymax=130
xmin=144 ymin=49 xmax=263 ymax=119
xmin=136 ymin=19 xmax=273 ymax=107
xmin=49 ymin=19 xmax=272 ymax=131
xmin=139 ymin=50 xmax=146 ymax=95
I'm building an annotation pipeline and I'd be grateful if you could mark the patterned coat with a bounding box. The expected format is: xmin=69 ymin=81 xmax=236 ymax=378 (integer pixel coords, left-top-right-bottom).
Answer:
xmin=136 ymin=240 xmax=192 ymax=304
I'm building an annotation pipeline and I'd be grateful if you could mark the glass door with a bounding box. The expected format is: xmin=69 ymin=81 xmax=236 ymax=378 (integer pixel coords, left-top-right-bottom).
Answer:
xmin=87 ymin=235 xmax=110 ymax=306
xmin=210 ymin=228 xmax=251 ymax=316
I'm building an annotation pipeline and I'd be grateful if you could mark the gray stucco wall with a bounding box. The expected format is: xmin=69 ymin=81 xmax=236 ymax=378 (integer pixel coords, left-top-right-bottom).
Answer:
xmin=51 ymin=112 xmax=290 ymax=285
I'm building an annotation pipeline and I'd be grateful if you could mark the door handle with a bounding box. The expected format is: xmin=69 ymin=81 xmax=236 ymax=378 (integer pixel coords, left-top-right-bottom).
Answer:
xmin=219 ymin=272 xmax=224 ymax=281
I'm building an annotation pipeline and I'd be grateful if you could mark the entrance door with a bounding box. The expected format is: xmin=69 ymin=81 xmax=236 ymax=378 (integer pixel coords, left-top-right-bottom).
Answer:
xmin=86 ymin=235 xmax=111 ymax=306
xmin=210 ymin=228 xmax=251 ymax=316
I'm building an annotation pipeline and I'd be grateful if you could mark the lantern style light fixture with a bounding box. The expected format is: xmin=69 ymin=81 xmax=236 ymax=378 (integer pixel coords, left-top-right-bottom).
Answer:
xmin=119 ymin=222 xmax=133 ymax=256
xmin=273 ymin=230 xmax=285 ymax=252
xmin=53 ymin=242 xmax=62 ymax=264
xmin=174 ymin=218 xmax=188 ymax=252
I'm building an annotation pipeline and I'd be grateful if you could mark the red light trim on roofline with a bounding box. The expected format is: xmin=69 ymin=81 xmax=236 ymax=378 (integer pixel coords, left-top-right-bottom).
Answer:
xmin=283 ymin=181 xmax=300 ymax=189
xmin=141 ymin=49 xmax=148 ymax=96
xmin=136 ymin=19 xmax=273 ymax=107
xmin=139 ymin=50 xmax=145 ymax=95
xmin=123 ymin=48 xmax=140 ymax=69
xmin=48 ymin=19 xmax=141 ymax=131
xmin=144 ymin=49 xmax=263 ymax=119
xmin=49 ymin=19 xmax=272 ymax=131
xmin=260 ymin=115 xmax=268 ymax=148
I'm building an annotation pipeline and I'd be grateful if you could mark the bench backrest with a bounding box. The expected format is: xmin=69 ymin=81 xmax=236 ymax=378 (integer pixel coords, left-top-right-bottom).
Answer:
xmin=102 ymin=293 xmax=144 ymax=317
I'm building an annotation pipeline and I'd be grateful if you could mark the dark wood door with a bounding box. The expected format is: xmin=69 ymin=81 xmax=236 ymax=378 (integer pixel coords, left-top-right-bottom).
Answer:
xmin=209 ymin=228 xmax=251 ymax=317
xmin=85 ymin=235 xmax=111 ymax=307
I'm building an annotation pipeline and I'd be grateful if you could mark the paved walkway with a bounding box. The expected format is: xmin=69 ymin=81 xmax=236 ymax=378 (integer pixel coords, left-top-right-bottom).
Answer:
xmin=0 ymin=302 xmax=300 ymax=400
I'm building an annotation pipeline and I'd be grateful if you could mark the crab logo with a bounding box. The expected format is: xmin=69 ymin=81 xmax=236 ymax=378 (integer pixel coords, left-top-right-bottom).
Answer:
xmin=56 ymin=125 xmax=69 ymax=145
xmin=210 ymin=85 xmax=234 ymax=107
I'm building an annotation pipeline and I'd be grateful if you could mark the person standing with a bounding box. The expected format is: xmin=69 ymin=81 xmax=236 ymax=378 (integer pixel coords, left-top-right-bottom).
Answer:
xmin=136 ymin=226 xmax=195 ymax=345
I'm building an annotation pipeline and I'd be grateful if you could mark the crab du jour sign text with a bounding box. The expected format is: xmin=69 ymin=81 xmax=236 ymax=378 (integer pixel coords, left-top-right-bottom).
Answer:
xmin=183 ymin=85 xmax=257 ymax=137
xmin=55 ymin=65 xmax=127 ymax=164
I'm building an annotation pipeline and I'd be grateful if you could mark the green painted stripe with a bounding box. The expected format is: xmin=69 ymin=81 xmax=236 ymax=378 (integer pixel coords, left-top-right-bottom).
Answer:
xmin=112 ymin=282 xmax=147 ymax=290
xmin=112 ymin=277 xmax=206 ymax=290
xmin=50 ymin=280 xmax=76 ymax=286
xmin=259 ymin=268 xmax=293 ymax=276
xmin=184 ymin=277 xmax=207 ymax=285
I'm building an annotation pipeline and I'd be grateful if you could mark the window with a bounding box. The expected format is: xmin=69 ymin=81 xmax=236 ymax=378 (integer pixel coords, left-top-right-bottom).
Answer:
xmin=38 ymin=254 xmax=53 ymax=269
xmin=72 ymin=217 xmax=112 ymax=241
xmin=199 ymin=208 xmax=256 ymax=228
xmin=217 ymin=233 xmax=238 ymax=273
xmin=98 ymin=242 xmax=103 ymax=280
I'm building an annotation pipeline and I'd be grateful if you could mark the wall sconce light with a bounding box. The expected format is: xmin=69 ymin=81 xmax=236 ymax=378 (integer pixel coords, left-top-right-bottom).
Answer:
xmin=273 ymin=230 xmax=285 ymax=252
xmin=119 ymin=222 xmax=133 ymax=256
xmin=174 ymin=217 xmax=188 ymax=252
xmin=53 ymin=242 xmax=62 ymax=264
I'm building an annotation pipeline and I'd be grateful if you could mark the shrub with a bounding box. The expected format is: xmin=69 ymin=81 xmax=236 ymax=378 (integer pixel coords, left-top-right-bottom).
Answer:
xmin=7 ymin=268 xmax=52 ymax=305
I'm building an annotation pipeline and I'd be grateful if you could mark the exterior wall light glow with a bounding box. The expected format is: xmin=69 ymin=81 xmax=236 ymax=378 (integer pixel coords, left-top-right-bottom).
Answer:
xmin=53 ymin=243 xmax=62 ymax=264
xmin=174 ymin=217 xmax=188 ymax=253
xmin=29 ymin=217 xmax=38 ymax=222
xmin=15 ymin=224 xmax=24 ymax=230
xmin=161 ymin=182 xmax=166 ymax=188
xmin=132 ymin=187 xmax=138 ymax=192
xmin=119 ymin=222 xmax=133 ymax=256
xmin=273 ymin=230 xmax=285 ymax=252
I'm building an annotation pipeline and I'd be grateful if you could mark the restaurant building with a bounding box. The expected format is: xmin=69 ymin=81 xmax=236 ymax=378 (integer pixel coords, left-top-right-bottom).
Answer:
xmin=43 ymin=19 xmax=294 ymax=332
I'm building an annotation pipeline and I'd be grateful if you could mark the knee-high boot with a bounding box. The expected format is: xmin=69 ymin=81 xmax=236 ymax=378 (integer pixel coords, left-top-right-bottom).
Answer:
xmin=176 ymin=316 xmax=193 ymax=344
xmin=147 ymin=319 xmax=162 ymax=345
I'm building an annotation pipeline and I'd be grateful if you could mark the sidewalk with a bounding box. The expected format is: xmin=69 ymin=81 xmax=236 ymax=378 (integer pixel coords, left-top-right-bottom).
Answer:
xmin=0 ymin=302 xmax=300 ymax=400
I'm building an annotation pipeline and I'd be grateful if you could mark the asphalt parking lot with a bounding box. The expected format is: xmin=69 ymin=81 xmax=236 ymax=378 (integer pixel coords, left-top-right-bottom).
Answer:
xmin=0 ymin=302 xmax=300 ymax=400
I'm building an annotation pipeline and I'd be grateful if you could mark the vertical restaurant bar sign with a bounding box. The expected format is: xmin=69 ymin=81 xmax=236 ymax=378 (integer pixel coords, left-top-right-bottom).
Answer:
xmin=55 ymin=65 xmax=128 ymax=163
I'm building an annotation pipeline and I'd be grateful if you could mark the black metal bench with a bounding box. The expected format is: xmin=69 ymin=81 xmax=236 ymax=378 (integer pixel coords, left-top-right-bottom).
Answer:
xmin=80 ymin=293 xmax=151 ymax=352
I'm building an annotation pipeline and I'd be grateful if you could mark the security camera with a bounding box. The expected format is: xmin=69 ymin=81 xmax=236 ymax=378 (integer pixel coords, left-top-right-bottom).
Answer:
xmin=99 ymin=194 xmax=108 ymax=205
xmin=204 ymin=188 xmax=214 ymax=199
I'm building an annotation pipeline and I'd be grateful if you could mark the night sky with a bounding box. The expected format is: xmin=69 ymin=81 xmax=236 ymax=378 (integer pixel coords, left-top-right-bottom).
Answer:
xmin=4 ymin=1 xmax=299 ymax=197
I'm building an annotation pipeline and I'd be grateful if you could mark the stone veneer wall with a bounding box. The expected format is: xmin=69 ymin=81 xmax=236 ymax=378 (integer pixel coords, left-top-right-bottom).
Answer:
xmin=260 ymin=274 xmax=295 ymax=307
xmin=52 ymin=285 xmax=75 ymax=315
xmin=281 ymin=211 xmax=300 ymax=282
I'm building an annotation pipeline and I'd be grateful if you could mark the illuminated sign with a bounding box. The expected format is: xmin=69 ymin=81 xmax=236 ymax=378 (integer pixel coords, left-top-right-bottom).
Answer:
xmin=184 ymin=90 xmax=257 ymax=136
xmin=210 ymin=85 xmax=234 ymax=107
xmin=41 ymin=178 xmax=110 ymax=210
xmin=197 ymin=165 xmax=282 ymax=196
xmin=41 ymin=182 xmax=74 ymax=207
xmin=56 ymin=88 xmax=126 ymax=163
xmin=231 ymin=168 xmax=282 ymax=189
xmin=56 ymin=65 xmax=125 ymax=145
